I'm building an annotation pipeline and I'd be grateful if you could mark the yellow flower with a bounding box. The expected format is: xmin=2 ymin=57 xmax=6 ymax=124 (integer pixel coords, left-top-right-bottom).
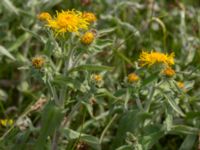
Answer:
xmin=91 ymin=74 xmax=102 ymax=82
xmin=128 ymin=73 xmax=139 ymax=83
xmin=81 ymin=31 xmax=95 ymax=45
xmin=163 ymin=67 xmax=175 ymax=77
xmin=37 ymin=12 xmax=52 ymax=21
xmin=82 ymin=12 xmax=96 ymax=23
xmin=47 ymin=10 xmax=90 ymax=35
xmin=177 ymin=81 xmax=184 ymax=89
xmin=32 ymin=56 xmax=45 ymax=69
xmin=0 ymin=119 xmax=14 ymax=127
xmin=139 ymin=51 xmax=175 ymax=67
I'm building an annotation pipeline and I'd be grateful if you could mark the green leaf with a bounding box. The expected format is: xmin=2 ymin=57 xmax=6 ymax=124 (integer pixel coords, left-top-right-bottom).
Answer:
xmin=116 ymin=145 xmax=133 ymax=150
xmin=2 ymin=0 xmax=19 ymax=15
xmin=0 ymin=45 xmax=15 ymax=60
xmin=110 ymin=110 xmax=151 ymax=149
xmin=141 ymin=73 xmax=158 ymax=87
xmin=113 ymin=49 xmax=135 ymax=67
xmin=163 ymin=94 xmax=185 ymax=117
xmin=63 ymin=128 xmax=101 ymax=150
xmin=35 ymin=102 xmax=64 ymax=149
xmin=179 ymin=135 xmax=196 ymax=150
xmin=170 ymin=125 xmax=199 ymax=135
xmin=69 ymin=65 xmax=113 ymax=73
xmin=44 ymin=0 xmax=62 ymax=9
xmin=97 ymin=88 xmax=120 ymax=100
xmin=141 ymin=124 xmax=164 ymax=149
xmin=20 ymin=26 xmax=45 ymax=43
xmin=101 ymin=15 xmax=140 ymax=35
xmin=93 ymin=39 xmax=113 ymax=51
xmin=98 ymin=27 xmax=116 ymax=37
xmin=8 ymin=33 xmax=31 ymax=52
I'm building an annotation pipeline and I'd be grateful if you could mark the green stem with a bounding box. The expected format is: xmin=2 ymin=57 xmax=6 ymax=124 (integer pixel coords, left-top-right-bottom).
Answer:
xmin=144 ymin=86 xmax=155 ymax=112
xmin=135 ymin=96 xmax=143 ymax=110
xmin=59 ymin=39 xmax=74 ymax=107
xmin=47 ymin=80 xmax=59 ymax=105
xmin=124 ymin=88 xmax=130 ymax=110
xmin=63 ymin=102 xmax=81 ymax=128
xmin=100 ymin=114 xmax=118 ymax=143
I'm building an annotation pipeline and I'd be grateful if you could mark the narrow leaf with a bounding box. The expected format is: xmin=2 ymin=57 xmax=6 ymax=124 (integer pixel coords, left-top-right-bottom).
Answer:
xmin=163 ymin=94 xmax=185 ymax=117
xmin=63 ymin=128 xmax=101 ymax=150
xmin=8 ymin=33 xmax=31 ymax=52
xmin=0 ymin=45 xmax=15 ymax=60
xmin=2 ymin=0 xmax=19 ymax=15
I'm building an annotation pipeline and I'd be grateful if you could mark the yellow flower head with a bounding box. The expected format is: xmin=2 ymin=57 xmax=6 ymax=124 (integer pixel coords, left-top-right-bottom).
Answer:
xmin=177 ymin=81 xmax=184 ymax=89
xmin=81 ymin=31 xmax=95 ymax=45
xmin=0 ymin=119 xmax=14 ymax=127
xmin=37 ymin=12 xmax=52 ymax=21
xmin=47 ymin=10 xmax=90 ymax=35
xmin=91 ymin=74 xmax=102 ymax=82
xmin=32 ymin=56 xmax=45 ymax=69
xmin=163 ymin=67 xmax=175 ymax=77
xmin=82 ymin=12 xmax=97 ymax=23
xmin=139 ymin=51 xmax=175 ymax=67
xmin=128 ymin=73 xmax=139 ymax=83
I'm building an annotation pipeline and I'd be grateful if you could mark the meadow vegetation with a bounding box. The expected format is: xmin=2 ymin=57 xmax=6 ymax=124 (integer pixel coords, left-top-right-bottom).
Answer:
xmin=0 ymin=0 xmax=200 ymax=149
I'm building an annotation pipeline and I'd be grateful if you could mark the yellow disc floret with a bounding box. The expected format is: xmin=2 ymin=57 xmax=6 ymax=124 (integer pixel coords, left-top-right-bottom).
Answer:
xmin=32 ymin=56 xmax=45 ymax=69
xmin=139 ymin=51 xmax=175 ymax=67
xmin=128 ymin=73 xmax=139 ymax=83
xmin=91 ymin=74 xmax=102 ymax=82
xmin=81 ymin=31 xmax=95 ymax=45
xmin=82 ymin=12 xmax=97 ymax=23
xmin=163 ymin=67 xmax=175 ymax=77
xmin=177 ymin=81 xmax=184 ymax=89
xmin=47 ymin=10 xmax=90 ymax=35
xmin=37 ymin=12 xmax=52 ymax=21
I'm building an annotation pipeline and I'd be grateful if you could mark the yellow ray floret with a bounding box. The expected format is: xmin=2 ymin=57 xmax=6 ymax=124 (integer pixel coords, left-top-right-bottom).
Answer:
xmin=139 ymin=51 xmax=175 ymax=67
xmin=47 ymin=10 xmax=90 ymax=34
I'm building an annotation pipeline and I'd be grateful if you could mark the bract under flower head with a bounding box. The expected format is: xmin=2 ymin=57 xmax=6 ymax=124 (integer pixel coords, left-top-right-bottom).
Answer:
xmin=47 ymin=10 xmax=90 ymax=35
xmin=139 ymin=51 xmax=175 ymax=67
